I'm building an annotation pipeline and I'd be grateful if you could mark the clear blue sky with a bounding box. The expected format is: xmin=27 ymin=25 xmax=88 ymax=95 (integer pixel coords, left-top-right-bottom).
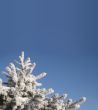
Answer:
xmin=0 ymin=1 xmax=98 ymax=110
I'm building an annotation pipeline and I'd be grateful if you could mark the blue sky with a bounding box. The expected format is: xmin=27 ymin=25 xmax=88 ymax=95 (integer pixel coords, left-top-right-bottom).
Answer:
xmin=0 ymin=0 xmax=98 ymax=110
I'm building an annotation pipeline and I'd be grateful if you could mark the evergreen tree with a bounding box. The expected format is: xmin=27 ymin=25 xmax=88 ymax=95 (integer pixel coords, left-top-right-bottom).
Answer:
xmin=0 ymin=52 xmax=86 ymax=110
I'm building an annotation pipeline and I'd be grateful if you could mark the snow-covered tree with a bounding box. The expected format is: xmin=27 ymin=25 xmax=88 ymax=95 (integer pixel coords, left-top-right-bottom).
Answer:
xmin=0 ymin=52 xmax=86 ymax=110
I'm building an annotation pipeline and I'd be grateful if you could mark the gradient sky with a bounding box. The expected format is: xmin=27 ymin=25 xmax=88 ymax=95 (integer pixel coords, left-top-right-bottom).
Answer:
xmin=0 ymin=1 xmax=98 ymax=110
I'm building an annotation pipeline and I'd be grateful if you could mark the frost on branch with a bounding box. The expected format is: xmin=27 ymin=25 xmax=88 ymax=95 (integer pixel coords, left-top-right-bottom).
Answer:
xmin=0 ymin=52 xmax=86 ymax=110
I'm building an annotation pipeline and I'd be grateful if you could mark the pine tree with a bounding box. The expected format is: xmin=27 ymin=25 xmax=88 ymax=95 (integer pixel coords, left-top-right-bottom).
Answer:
xmin=0 ymin=52 xmax=86 ymax=110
